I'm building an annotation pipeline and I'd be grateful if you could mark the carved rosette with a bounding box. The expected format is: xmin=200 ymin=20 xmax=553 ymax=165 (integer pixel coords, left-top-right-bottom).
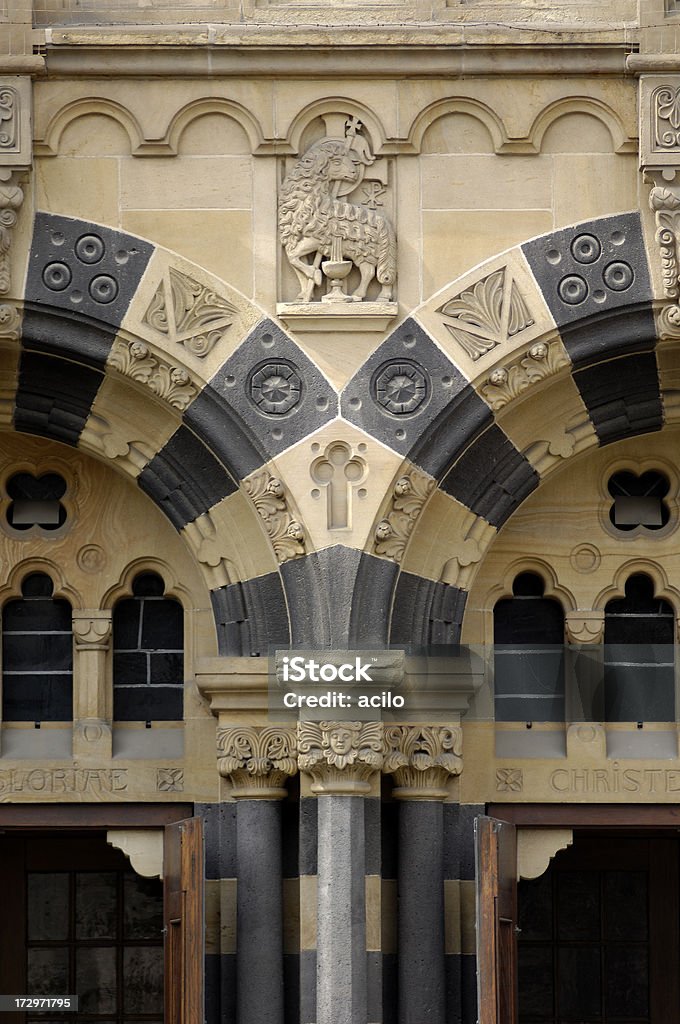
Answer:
xmin=374 ymin=468 xmax=435 ymax=562
xmin=243 ymin=470 xmax=305 ymax=562
xmin=109 ymin=340 xmax=197 ymax=410
xmin=0 ymin=174 xmax=24 ymax=295
xmin=217 ymin=726 xmax=298 ymax=799
xmin=383 ymin=725 xmax=462 ymax=799
xmin=649 ymin=185 xmax=680 ymax=338
xmin=297 ymin=720 xmax=383 ymax=795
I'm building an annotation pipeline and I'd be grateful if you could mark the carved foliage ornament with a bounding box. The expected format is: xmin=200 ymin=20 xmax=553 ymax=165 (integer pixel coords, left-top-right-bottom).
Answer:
xmin=0 ymin=90 xmax=18 ymax=151
xmin=374 ymin=468 xmax=435 ymax=562
xmin=649 ymin=185 xmax=680 ymax=337
xmin=298 ymin=720 xmax=383 ymax=792
xmin=481 ymin=341 xmax=570 ymax=411
xmin=217 ymin=726 xmax=298 ymax=796
xmin=0 ymin=173 xmax=24 ymax=295
xmin=438 ymin=267 xmax=534 ymax=361
xmin=109 ymin=341 xmax=197 ymax=410
xmin=143 ymin=267 xmax=237 ymax=358
xmin=655 ymin=86 xmax=680 ymax=150
xmin=279 ymin=117 xmax=396 ymax=304
xmin=243 ymin=470 xmax=305 ymax=562
xmin=383 ymin=725 xmax=462 ymax=797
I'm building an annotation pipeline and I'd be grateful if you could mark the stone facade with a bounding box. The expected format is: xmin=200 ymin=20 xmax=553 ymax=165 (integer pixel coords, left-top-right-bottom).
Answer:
xmin=0 ymin=0 xmax=679 ymax=1021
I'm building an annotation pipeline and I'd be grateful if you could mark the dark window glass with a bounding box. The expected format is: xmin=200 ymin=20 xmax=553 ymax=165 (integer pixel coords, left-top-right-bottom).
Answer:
xmin=604 ymin=573 xmax=674 ymax=722
xmin=494 ymin=572 xmax=565 ymax=722
xmin=608 ymin=470 xmax=670 ymax=532
xmin=2 ymin=573 xmax=73 ymax=721
xmin=6 ymin=472 xmax=67 ymax=531
xmin=113 ymin=572 xmax=183 ymax=721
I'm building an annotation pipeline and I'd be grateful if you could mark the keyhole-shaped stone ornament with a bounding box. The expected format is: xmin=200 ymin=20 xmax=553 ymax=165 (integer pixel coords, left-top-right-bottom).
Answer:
xmin=311 ymin=441 xmax=367 ymax=530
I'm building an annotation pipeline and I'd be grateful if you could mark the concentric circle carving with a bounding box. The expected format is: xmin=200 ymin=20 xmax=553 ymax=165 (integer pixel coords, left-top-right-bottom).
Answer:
xmin=569 ymin=543 xmax=601 ymax=574
xmin=89 ymin=275 xmax=119 ymax=304
xmin=43 ymin=262 xmax=72 ymax=291
xmin=558 ymin=275 xmax=588 ymax=305
xmin=570 ymin=234 xmax=601 ymax=264
xmin=249 ymin=362 xmax=302 ymax=415
xmin=75 ymin=234 xmax=105 ymax=265
xmin=373 ymin=361 xmax=428 ymax=415
xmin=603 ymin=261 xmax=634 ymax=292
xmin=77 ymin=544 xmax=107 ymax=574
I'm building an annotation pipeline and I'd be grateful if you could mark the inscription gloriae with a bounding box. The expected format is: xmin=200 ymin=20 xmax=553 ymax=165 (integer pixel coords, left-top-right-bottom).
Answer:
xmin=0 ymin=767 xmax=128 ymax=796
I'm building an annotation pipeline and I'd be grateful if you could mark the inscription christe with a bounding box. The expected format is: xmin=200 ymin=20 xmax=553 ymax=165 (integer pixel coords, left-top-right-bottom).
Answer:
xmin=217 ymin=725 xmax=297 ymax=798
xmin=383 ymin=725 xmax=462 ymax=799
xmin=298 ymin=720 xmax=383 ymax=794
xmin=279 ymin=117 xmax=396 ymax=304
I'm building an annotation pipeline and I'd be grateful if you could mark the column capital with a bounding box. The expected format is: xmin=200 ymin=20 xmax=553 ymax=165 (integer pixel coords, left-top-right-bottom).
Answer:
xmin=564 ymin=610 xmax=604 ymax=645
xmin=72 ymin=610 xmax=113 ymax=650
xmin=217 ymin=724 xmax=298 ymax=799
xmin=383 ymin=724 xmax=462 ymax=800
xmin=298 ymin=720 xmax=383 ymax=795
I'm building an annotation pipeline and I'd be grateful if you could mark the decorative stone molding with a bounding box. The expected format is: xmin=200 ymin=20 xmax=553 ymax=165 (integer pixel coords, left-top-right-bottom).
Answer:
xmin=143 ymin=267 xmax=237 ymax=358
xmin=374 ymin=468 xmax=435 ymax=562
xmin=0 ymin=172 xmax=24 ymax=295
xmin=73 ymin=611 xmax=113 ymax=650
xmin=298 ymin=720 xmax=383 ymax=795
xmin=481 ymin=341 xmax=569 ymax=411
xmin=109 ymin=340 xmax=197 ymax=410
xmin=243 ymin=470 xmax=305 ymax=562
xmin=310 ymin=440 xmax=367 ymax=531
xmin=517 ymin=828 xmax=573 ymax=880
xmin=107 ymin=829 xmax=164 ymax=879
xmin=437 ymin=266 xmax=535 ymax=361
xmin=0 ymin=302 xmax=20 ymax=339
xmin=0 ymin=79 xmax=32 ymax=167
xmin=217 ymin=725 xmax=298 ymax=798
xmin=383 ymin=725 xmax=462 ymax=799
xmin=565 ymin=610 xmax=605 ymax=644
xmin=72 ymin=610 xmax=113 ymax=759
xmin=648 ymin=184 xmax=680 ymax=337
xmin=277 ymin=115 xmax=397 ymax=320
xmin=495 ymin=767 xmax=523 ymax=792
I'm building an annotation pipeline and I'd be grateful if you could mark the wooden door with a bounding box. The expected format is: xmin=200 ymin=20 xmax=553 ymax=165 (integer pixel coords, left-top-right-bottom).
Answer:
xmin=164 ymin=817 xmax=204 ymax=1024
xmin=475 ymin=815 xmax=518 ymax=1024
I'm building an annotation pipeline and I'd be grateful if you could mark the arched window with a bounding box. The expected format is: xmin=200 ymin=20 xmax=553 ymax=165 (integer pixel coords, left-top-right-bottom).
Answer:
xmin=2 ymin=573 xmax=73 ymax=721
xmin=113 ymin=572 xmax=184 ymax=721
xmin=604 ymin=573 xmax=674 ymax=722
xmin=493 ymin=572 xmax=565 ymax=722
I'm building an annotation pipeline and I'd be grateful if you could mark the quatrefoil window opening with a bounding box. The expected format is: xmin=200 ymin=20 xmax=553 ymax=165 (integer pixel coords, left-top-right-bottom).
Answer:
xmin=5 ymin=472 xmax=68 ymax=532
xmin=607 ymin=470 xmax=670 ymax=533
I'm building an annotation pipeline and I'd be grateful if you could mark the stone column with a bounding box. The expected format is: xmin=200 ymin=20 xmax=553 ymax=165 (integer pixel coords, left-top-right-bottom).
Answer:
xmin=217 ymin=725 xmax=298 ymax=1024
xmin=72 ymin=610 xmax=113 ymax=759
xmin=565 ymin=611 xmax=605 ymax=722
xmin=298 ymin=720 xmax=384 ymax=1024
xmin=383 ymin=725 xmax=463 ymax=1024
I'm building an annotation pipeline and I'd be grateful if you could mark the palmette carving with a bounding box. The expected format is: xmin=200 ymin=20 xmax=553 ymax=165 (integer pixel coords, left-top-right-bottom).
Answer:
xmin=143 ymin=267 xmax=237 ymax=357
xmin=217 ymin=726 xmax=298 ymax=797
xmin=438 ymin=267 xmax=534 ymax=361
xmin=481 ymin=341 xmax=569 ymax=410
xmin=383 ymin=725 xmax=462 ymax=798
xmin=374 ymin=469 xmax=435 ymax=561
xmin=298 ymin=720 xmax=383 ymax=793
xmin=243 ymin=471 xmax=305 ymax=562
xmin=649 ymin=185 xmax=680 ymax=338
xmin=109 ymin=340 xmax=197 ymax=410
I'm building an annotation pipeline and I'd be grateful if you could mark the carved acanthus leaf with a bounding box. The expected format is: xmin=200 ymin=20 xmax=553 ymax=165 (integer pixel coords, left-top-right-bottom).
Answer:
xmin=0 ymin=174 xmax=24 ymax=295
xmin=217 ymin=726 xmax=298 ymax=796
xmin=109 ymin=341 xmax=197 ymax=410
xmin=243 ymin=471 xmax=305 ymax=563
xmin=143 ymin=267 xmax=237 ymax=358
xmin=383 ymin=725 xmax=462 ymax=797
xmin=649 ymin=184 xmax=680 ymax=337
xmin=374 ymin=468 xmax=435 ymax=562
xmin=481 ymin=341 xmax=569 ymax=411
xmin=298 ymin=720 xmax=383 ymax=793
xmin=438 ymin=268 xmax=534 ymax=361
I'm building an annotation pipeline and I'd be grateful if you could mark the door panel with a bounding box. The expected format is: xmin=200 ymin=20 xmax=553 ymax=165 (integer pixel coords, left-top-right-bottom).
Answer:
xmin=164 ymin=817 xmax=204 ymax=1024
xmin=476 ymin=815 xmax=518 ymax=1024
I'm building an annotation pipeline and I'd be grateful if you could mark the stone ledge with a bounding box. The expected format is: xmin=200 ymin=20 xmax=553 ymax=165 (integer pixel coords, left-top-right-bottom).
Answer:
xmin=277 ymin=302 xmax=398 ymax=333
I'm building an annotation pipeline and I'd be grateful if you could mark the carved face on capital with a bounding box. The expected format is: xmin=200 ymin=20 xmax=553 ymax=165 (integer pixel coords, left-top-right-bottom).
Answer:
xmin=326 ymin=725 xmax=357 ymax=755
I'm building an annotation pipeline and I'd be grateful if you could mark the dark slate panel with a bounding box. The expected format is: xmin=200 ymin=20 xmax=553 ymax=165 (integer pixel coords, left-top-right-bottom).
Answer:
xmin=205 ymin=954 xmax=221 ymax=1024
xmin=195 ymin=802 xmax=237 ymax=880
xmin=461 ymin=955 xmax=477 ymax=1024
xmin=341 ymin=318 xmax=488 ymax=459
xmin=22 ymin=309 xmax=117 ymax=369
xmin=390 ymin=572 xmax=467 ymax=649
xmin=559 ymin=307 xmax=657 ymax=368
xmin=380 ymin=790 xmax=398 ymax=880
xmin=26 ymin=213 xmax=154 ymax=331
xmin=284 ymin=953 xmax=300 ymax=1024
xmin=367 ymin=951 xmax=383 ymax=1023
xmin=202 ymin=319 xmax=337 ymax=464
xmin=349 ymin=552 xmax=399 ymax=648
xmin=14 ymin=351 xmax=103 ymax=446
xmin=365 ymin=797 xmax=381 ymax=877
xmin=282 ymin=777 xmax=300 ymax=879
xmin=443 ymin=804 xmax=484 ymax=881
xmin=573 ymin=352 xmax=663 ymax=444
xmin=521 ymin=213 xmax=653 ymax=350
xmin=210 ymin=573 xmax=289 ymax=656
xmin=440 ymin=424 xmax=539 ymax=527
xmin=220 ymin=954 xmax=237 ymax=1024
xmin=300 ymin=950 xmax=316 ymax=1024
xmin=138 ymin=425 xmax=238 ymax=531
xmin=383 ymin=954 xmax=397 ymax=1024
xmin=299 ymin=796 xmax=318 ymax=877
xmin=445 ymin=954 xmax=462 ymax=1024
